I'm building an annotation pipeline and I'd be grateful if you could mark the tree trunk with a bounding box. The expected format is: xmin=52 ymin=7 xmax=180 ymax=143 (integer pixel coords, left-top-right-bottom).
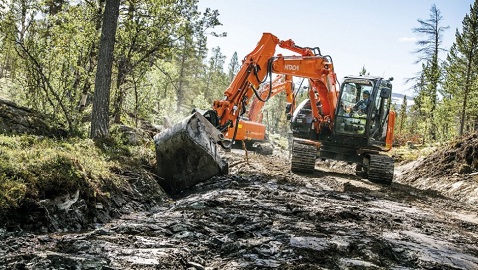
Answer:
xmin=460 ymin=90 xmax=469 ymax=136
xmin=459 ymin=58 xmax=473 ymax=136
xmin=113 ymin=58 xmax=127 ymax=123
xmin=176 ymin=46 xmax=187 ymax=113
xmin=90 ymin=0 xmax=120 ymax=139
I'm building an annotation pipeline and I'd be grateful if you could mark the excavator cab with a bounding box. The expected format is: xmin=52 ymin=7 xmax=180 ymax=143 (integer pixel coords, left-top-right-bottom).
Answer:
xmin=317 ymin=75 xmax=395 ymax=184
xmin=335 ymin=76 xmax=393 ymax=148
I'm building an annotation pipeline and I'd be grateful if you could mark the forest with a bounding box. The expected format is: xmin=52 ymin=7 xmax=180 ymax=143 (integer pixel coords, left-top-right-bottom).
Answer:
xmin=1 ymin=2 xmax=478 ymax=269
xmin=0 ymin=0 xmax=477 ymax=142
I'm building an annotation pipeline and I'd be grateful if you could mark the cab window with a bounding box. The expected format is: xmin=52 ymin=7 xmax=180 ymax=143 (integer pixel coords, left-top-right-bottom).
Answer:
xmin=336 ymin=82 xmax=373 ymax=135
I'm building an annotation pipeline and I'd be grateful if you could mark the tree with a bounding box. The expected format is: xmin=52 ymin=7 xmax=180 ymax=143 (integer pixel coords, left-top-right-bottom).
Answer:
xmin=397 ymin=95 xmax=408 ymax=134
xmin=174 ymin=31 xmax=206 ymax=114
xmin=90 ymin=0 xmax=120 ymax=139
xmin=0 ymin=0 xmax=103 ymax=134
xmin=204 ymin=46 xmax=228 ymax=104
xmin=111 ymin=1 xmax=221 ymax=121
xmin=227 ymin=52 xmax=240 ymax=83
xmin=411 ymin=4 xmax=449 ymax=140
xmin=408 ymin=66 xmax=432 ymax=143
xmin=0 ymin=0 xmax=224 ymax=135
xmin=359 ymin=65 xmax=370 ymax=76
xmin=443 ymin=1 xmax=478 ymax=135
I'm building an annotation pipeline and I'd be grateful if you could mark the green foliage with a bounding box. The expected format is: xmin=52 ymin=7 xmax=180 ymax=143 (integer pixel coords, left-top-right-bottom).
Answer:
xmin=0 ymin=135 xmax=117 ymax=209
xmin=1 ymin=1 xmax=101 ymax=133
xmin=263 ymin=91 xmax=289 ymax=136
xmin=227 ymin=52 xmax=240 ymax=83
xmin=203 ymin=46 xmax=229 ymax=104
xmin=390 ymin=144 xmax=437 ymax=162
xmin=144 ymin=63 xmax=188 ymax=125
xmin=409 ymin=4 xmax=449 ymax=141
xmin=111 ymin=0 xmax=222 ymax=119
xmin=401 ymin=1 xmax=478 ymax=142
xmin=191 ymin=91 xmax=211 ymax=110
xmin=442 ymin=1 xmax=478 ymax=136
xmin=396 ymin=95 xmax=408 ymax=135
xmin=0 ymin=0 xmax=223 ymax=135
xmin=0 ymin=130 xmax=160 ymax=211
xmin=0 ymin=175 xmax=26 ymax=209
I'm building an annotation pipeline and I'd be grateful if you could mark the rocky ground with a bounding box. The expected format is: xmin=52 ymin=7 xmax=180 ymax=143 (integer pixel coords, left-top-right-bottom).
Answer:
xmin=1 ymin=144 xmax=478 ymax=269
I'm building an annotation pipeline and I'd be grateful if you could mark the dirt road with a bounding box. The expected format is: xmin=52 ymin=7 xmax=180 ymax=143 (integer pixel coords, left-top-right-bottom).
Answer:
xmin=1 ymin=148 xmax=477 ymax=269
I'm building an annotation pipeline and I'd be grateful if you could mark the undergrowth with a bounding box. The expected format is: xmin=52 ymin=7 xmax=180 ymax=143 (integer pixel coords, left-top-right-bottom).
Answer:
xmin=0 ymin=133 xmax=155 ymax=210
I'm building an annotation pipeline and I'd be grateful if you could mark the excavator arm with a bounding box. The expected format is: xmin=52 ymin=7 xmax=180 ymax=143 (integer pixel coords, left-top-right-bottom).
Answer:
xmin=213 ymin=32 xmax=338 ymax=142
xmin=223 ymin=74 xmax=294 ymax=142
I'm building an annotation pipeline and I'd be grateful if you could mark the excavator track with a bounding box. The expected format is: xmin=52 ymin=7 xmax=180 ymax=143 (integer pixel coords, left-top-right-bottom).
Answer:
xmin=367 ymin=154 xmax=394 ymax=185
xmin=291 ymin=140 xmax=317 ymax=173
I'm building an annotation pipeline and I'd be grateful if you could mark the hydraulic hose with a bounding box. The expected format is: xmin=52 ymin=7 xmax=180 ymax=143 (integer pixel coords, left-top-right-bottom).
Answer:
xmin=251 ymin=57 xmax=275 ymax=103
xmin=224 ymin=95 xmax=248 ymax=148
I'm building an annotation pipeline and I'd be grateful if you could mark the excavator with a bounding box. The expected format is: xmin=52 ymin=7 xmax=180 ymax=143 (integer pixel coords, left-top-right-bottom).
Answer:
xmin=224 ymin=74 xmax=294 ymax=147
xmin=154 ymin=32 xmax=396 ymax=194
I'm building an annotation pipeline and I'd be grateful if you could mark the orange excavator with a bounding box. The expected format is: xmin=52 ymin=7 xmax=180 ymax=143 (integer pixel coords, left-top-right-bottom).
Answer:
xmin=224 ymin=74 xmax=294 ymax=146
xmin=154 ymin=32 xmax=396 ymax=193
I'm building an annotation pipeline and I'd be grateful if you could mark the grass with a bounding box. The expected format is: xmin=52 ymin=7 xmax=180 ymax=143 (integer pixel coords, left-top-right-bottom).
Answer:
xmin=0 ymin=133 xmax=155 ymax=210
xmin=390 ymin=144 xmax=438 ymax=163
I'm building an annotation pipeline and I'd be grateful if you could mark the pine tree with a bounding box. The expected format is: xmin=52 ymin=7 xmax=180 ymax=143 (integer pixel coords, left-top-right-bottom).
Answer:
xmin=91 ymin=0 xmax=120 ymax=139
xmin=205 ymin=46 xmax=228 ymax=104
xmin=443 ymin=1 xmax=478 ymax=135
xmin=227 ymin=52 xmax=240 ymax=83
xmin=398 ymin=95 xmax=408 ymax=134
xmin=411 ymin=4 xmax=449 ymax=140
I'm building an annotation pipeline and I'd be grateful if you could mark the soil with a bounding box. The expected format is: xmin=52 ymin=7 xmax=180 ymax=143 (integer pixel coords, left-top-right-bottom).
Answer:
xmin=1 ymin=142 xmax=478 ymax=269
xmin=397 ymin=133 xmax=478 ymax=205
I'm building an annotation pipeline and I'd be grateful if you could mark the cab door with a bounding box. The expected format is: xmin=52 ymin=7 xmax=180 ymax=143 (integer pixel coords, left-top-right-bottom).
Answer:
xmin=370 ymin=81 xmax=393 ymax=148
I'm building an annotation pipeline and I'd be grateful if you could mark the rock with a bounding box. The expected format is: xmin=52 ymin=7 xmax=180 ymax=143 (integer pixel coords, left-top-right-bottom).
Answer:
xmin=0 ymin=98 xmax=67 ymax=137
xmin=459 ymin=163 xmax=473 ymax=174
xmin=407 ymin=141 xmax=418 ymax=149
xmin=255 ymin=143 xmax=274 ymax=155
xmin=112 ymin=125 xmax=150 ymax=146
xmin=187 ymin=261 xmax=205 ymax=270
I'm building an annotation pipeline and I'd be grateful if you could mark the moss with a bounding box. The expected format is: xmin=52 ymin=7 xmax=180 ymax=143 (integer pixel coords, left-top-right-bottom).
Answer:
xmin=0 ymin=130 xmax=159 ymax=211
xmin=0 ymin=175 xmax=27 ymax=209
xmin=0 ymin=135 xmax=112 ymax=209
xmin=30 ymin=155 xmax=86 ymax=199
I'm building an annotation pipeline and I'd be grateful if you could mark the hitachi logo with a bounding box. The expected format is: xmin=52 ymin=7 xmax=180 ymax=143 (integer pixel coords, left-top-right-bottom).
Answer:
xmin=285 ymin=64 xmax=299 ymax=71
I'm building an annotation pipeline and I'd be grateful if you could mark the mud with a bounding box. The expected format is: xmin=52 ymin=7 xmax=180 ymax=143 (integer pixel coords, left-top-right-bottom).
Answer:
xmin=1 ymin=147 xmax=478 ymax=269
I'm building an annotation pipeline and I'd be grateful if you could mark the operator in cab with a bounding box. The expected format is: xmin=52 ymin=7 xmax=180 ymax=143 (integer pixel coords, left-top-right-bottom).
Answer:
xmin=353 ymin=90 xmax=371 ymax=114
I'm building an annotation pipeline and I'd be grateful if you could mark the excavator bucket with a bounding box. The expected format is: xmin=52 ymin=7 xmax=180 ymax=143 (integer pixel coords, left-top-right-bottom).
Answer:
xmin=153 ymin=112 xmax=228 ymax=194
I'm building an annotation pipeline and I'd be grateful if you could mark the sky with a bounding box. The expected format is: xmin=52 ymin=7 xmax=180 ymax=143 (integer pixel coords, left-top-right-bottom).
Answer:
xmin=197 ymin=0 xmax=475 ymax=96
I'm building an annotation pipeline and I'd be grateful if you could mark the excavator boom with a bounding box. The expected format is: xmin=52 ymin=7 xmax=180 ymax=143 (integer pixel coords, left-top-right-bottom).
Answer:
xmin=214 ymin=33 xmax=338 ymax=141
